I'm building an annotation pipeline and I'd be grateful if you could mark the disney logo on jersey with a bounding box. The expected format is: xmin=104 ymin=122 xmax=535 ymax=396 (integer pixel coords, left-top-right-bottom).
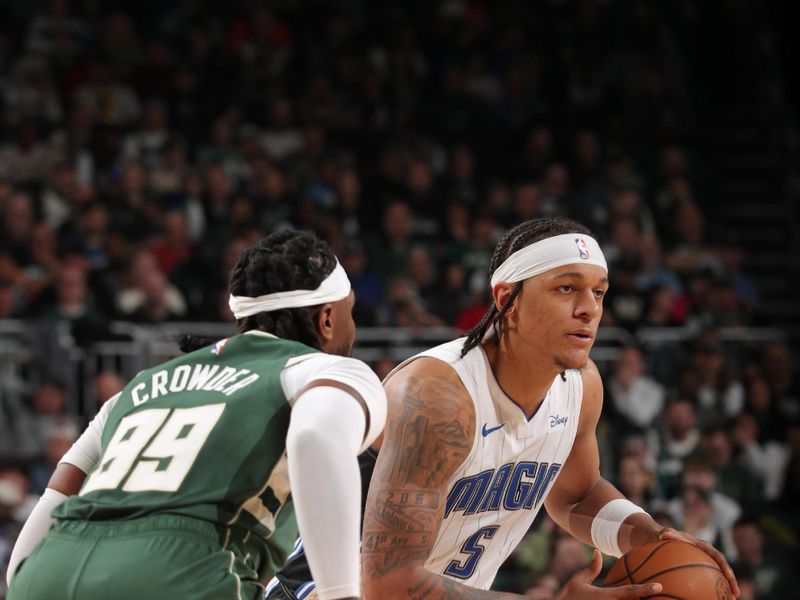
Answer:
xmin=549 ymin=414 xmax=568 ymax=428
xmin=575 ymin=238 xmax=590 ymax=260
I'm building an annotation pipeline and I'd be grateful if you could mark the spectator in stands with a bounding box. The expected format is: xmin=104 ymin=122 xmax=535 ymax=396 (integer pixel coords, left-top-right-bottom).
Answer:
xmin=603 ymin=253 xmax=647 ymax=330
xmin=693 ymin=341 xmax=745 ymax=426
xmin=29 ymin=418 xmax=79 ymax=495
xmin=148 ymin=139 xmax=188 ymax=196
xmin=94 ymin=371 xmax=125 ymax=407
xmin=511 ymin=181 xmax=540 ymax=223
xmin=60 ymin=202 xmax=110 ymax=270
xmin=636 ymin=235 xmax=684 ymax=295
xmin=651 ymin=398 xmax=701 ymax=498
xmin=548 ymin=534 xmax=591 ymax=587
xmin=403 ymin=157 xmax=441 ymax=238
xmin=762 ymin=341 xmax=799 ymax=422
xmin=602 ymin=216 xmax=643 ymax=266
xmin=0 ymin=122 xmax=59 ymax=186
xmin=253 ymin=159 xmax=294 ymax=232
xmin=0 ymin=193 xmax=37 ymax=273
xmin=13 ymin=223 xmax=60 ymax=303
xmin=662 ymin=459 xmax=741 ymax=558
xmin=4 ymin=55 xmax=63 ymax=127
xmin=382 ymin=277 xmax=444 ymax=332
xmin=149 ymin=209 xmax=194 ymax=275
xmin=111 ymin=160 xmax=160 ymax=241
xmin=429 ymin=262 xmax=469 ymax=326
xmin=101 ymin=13 xmax=144 ymax=68
xmin=115 ymin=248 xmax=186 ymax=322
xmin=674 ymin=487 xmax=723 ymax=553
xmin=260 ymin=97 xmax=304 ymax=162
xmin=731 ymin=517 xmax=798 ymax=599
xmin=41 ymin=261 xmax=106 ymax=344
xmin=665 ymin=201 xmax=721 ymax=276
xmin=608 ymin=345 xmax=666 ymax=431
xmin=518 ymin=125 xmax=553 ymax=180
xmin=616 ymin=455 xmax=657 ymax=512
xmin=700 ymin=424 xmax=762 ymax=509
xmin=74 ymin=62 xmax=142 ymax=127
xmin=405 ymin=246 xmax=437 ymax=304
xmin=443 ymin=144 xmax=480 ymax=208
xmin=0 ymin=279 xmax=22 ymax=318
xmin=537 ymin=164 xmax=570 ymax=218
xmin=458 ymin=212 xmax=498 ymax=288
xmin=123 ymin=98 xmax=172 ymax=169
xmin=743 ymin=376 xmax=786 ymax=442
xmin=340 ymin=239 xmax=382 ymax=326
xmin=368 ymin=200 xmax=415 ymax=280
xmin=732 ymin=412 xmax=790 ymax=502
xmin=40 ymin=162 xmax=84 ymax=232
xmin=643 ymin=284 xmax=686 ymax=328
xmin=1 ymin=475 xmax=25 ymax=595
xmin=332 ymin=167 xmax=370 ymax=241
xmin=777 ymin=422 xmax=800 ymax=515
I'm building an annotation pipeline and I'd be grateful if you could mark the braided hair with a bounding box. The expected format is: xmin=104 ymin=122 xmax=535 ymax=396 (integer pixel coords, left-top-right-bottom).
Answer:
xmin=228 ymin=227 xmax=337 ymax=349
xmin=460 ymin=217 xmax=594 ymax=357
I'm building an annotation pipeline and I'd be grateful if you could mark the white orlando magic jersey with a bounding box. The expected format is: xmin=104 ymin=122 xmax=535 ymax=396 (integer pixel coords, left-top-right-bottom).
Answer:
xmin=398 ymin=337 xmax=583 ymax=590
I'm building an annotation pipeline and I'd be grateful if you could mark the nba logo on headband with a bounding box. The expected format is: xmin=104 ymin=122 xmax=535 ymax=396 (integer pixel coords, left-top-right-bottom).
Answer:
xmin=575 ymin=238 xmax=590 ymax=260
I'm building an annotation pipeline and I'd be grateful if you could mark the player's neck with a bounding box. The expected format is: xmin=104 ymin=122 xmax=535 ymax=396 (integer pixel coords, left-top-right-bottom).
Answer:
xmin=482 ymin=336 xmax=560 ymax=416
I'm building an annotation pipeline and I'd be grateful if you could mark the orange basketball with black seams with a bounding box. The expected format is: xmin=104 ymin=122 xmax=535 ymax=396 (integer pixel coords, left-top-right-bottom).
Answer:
xmin=603 ymin=540 xmax=733 ymax=600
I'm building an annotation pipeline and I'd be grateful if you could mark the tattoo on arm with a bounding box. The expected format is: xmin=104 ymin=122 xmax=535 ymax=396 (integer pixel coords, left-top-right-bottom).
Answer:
xmin=363 ymin=372 xmax=471 ymax=577
xmin=363 ymin=370 xmax=527 ymax=599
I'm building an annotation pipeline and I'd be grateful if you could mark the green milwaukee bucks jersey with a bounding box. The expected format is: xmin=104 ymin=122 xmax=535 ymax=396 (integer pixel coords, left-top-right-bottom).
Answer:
xmin=55 ymin=332 xmax=317 ymax=553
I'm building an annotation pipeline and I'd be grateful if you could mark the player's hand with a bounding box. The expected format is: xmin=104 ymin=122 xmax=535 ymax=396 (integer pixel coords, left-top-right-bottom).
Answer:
xmin=553 ymin=550 xmax=662 ymax=599
xmin=659 ymin=528 xmax=740 ymax=597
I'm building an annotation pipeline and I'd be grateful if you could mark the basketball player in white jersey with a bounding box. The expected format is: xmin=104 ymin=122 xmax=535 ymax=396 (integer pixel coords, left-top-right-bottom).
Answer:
xmin=362 ymin=217 xmax=739 ymax=599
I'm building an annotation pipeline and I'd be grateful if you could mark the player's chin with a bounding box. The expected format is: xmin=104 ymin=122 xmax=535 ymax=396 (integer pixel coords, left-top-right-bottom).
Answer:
xmin=558 ymin=349 xmax=591 ymax=371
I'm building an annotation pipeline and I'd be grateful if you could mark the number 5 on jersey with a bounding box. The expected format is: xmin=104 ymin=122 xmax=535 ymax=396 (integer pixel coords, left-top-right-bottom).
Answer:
xmin=443 ymin=525 xmax=500 ymax=579
xmin=81 ymin=404 xmax=225 ymax=495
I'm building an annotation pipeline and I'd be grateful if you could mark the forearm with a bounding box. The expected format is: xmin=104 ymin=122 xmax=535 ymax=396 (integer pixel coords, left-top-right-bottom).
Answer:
xmin=288 ymin=388 xmax=366 ymax=600
xmin=7 ymin=459 xmax=88 ymax=584
xmin=549 ymin=478 xmax=661 ymax=554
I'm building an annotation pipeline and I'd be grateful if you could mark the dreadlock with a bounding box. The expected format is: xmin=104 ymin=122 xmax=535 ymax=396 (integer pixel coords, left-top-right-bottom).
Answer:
xmin=227 ymin=227 xmax=337 ymax=349
xmin=461 ymin=217 xmax=594 ymax=357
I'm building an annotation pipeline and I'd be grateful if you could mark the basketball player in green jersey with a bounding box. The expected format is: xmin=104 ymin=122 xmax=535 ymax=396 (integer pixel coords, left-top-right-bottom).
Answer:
xmin=7 ymin=229 xmax=387 ymax=600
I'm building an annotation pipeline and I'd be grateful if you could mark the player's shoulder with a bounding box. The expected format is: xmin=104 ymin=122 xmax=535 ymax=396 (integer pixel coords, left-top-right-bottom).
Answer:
xmin=579 ymin=358 xmax=601 ymax=386
xmin=386 ymin=355 xmax=472 ymax=417
xmin=389 ymin=354 xmax=463 ymax=388
xmin=284 ymin=351 xmax=369 ymax=371
xmin=283 ymin=352 xmax=382 ymax=388
xmin=576 ymin=358 xmax=603 ymax=427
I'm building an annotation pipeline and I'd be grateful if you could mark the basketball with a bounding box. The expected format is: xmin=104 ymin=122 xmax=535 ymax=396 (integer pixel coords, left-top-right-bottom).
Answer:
xmin=603 ymin=540 xmax=733 ymax=600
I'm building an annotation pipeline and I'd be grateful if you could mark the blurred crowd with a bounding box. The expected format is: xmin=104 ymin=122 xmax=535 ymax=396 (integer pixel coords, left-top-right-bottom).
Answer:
xmin=0 ymin=1 xmax=797 ymax=598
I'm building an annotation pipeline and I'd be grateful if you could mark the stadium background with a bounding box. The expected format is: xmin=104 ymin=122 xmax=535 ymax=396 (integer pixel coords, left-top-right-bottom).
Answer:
xmin=0 ymin=0 xmax=798 ymax=598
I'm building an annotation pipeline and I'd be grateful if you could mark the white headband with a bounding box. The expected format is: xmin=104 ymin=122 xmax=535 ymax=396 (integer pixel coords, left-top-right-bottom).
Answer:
xmin=490 ymin=233 xmax=607 ymax=287
xmin=229 ymin=260 xmax=351 ymax=319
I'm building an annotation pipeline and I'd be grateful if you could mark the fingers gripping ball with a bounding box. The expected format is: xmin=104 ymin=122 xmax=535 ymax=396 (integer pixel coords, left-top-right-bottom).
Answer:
xmin=603 ymin=540 xmax=733 ymax=600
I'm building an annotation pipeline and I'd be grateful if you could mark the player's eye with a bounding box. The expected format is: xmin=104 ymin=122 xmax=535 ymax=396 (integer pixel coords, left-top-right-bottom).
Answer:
xmin=558 ymin=285 xmax=573 ymax=293
xmin=594 ymin=289 xmax=606 ymax=298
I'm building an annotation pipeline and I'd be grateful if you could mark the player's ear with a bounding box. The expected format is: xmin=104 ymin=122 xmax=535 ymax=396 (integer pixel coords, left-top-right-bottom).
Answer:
xmin=492 ymin=282 xmax=518 ymax=318
xmin=313 ymin=303 xmax=335 ymax=342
